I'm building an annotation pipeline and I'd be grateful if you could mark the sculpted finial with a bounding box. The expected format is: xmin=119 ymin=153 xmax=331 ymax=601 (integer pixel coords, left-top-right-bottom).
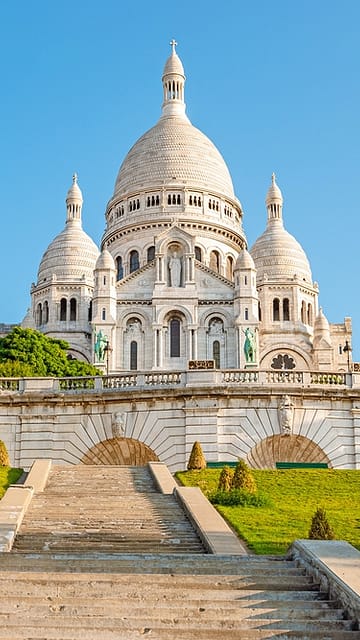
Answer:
xmin=72 ymin=172 xmax=78 ymax=184
xmin=170 ymin=39 xmax=178 ymax=54
xmin=271 ymin=172 xmax=276 ymax=185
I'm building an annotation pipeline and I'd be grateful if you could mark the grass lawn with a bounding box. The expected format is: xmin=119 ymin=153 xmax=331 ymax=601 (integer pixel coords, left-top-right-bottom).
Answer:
xmin=176 ymin=468 xmax=360 ymax=555
xmin=0 ymin=467 xmax=23 ymax=499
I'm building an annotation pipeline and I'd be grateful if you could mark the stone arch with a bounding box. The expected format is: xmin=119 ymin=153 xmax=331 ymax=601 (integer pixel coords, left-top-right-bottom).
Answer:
xmin=81 ymin=437 xmax=159 ymax=466
xmin=246 ymin=434 xmax=331 ymax=469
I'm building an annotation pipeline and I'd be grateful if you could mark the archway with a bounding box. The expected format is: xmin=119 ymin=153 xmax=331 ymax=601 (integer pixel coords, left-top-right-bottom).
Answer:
xmin=246 ymin=434 xmax=331 ymax=469
xmin=81 ymin=437 xmax=159 ymax=465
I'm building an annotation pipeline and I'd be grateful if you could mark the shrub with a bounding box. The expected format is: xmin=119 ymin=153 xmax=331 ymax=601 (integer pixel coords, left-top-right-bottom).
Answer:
xmin=308 ymin=507 xmax=335 ymax=540
xmin=210 ymin=489 xmax=271 ymax=507
xmin=231 ymin=459 xmax=257 ymax=493
xmin=217 ymin=466 xmax=233 ymax=492
xmin=187 ymin=441 xmax=206 ymax=470
xmin=0 ymin=440 xmax=10 ymax=467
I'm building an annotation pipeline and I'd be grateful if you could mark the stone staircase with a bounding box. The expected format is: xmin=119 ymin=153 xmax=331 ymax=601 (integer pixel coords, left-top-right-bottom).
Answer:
xmin=0 ymin=464 xmax=358 ymax=638
xmin=12 ymin=465 xmax=205 ymax=554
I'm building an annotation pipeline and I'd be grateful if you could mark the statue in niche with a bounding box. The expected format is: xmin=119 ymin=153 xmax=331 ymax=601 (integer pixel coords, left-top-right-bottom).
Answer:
xmin=127 ymin=319 xmax=141 ymax=334
xmin=168 ymin=251 xmax=182 ymax=287
xmin=209 ymin=319 xmax=224 ymax=335
xmin=243 ymin=327 xmax=256 ymax=363
xmin=94 ymin=329 xmax=107 ymax=362
xmin=278 ymin=395 xmax=293 ymax=435
xmin=111 ymin=412 xmax=126 ymax=438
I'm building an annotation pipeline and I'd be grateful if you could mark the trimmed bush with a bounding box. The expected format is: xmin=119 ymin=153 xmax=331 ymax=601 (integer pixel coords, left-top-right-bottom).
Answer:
xmin=231 ymin=459 xmax=257 ymax=493
xmin=187 ymin=441 xmax=206 ymax=470
xmin=210 ymin=489 xmax=271 ymax=507
xmin=308 ymin=507 xmax=335 ymax=540
xmin=217 ymin=466 xmax=233 ymax=492
xmin=0 ymin=440 xmax=10 ymax=467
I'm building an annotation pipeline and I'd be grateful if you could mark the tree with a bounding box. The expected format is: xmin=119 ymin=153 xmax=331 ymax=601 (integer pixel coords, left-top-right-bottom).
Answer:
xmin=187 ymin=441 xmax=206 ymax=470
xmin=231 ymin=459 xmax=257 ymax=493
xmin=0 ymin=327 xmax=100 ymax=378
xmin=0 ymin=441 xmax=10 ymax=466
xmin=218 ymin=466 xmax=233 ymax=492
xmin=308 ymin=507 xmax=335 ymax=540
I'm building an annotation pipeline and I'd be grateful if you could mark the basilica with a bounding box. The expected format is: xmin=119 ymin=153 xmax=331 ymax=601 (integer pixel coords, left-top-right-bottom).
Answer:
xmin=24 ymin=42 xmax=351 ymax=376
xmin=1 ymin=43 xmax=357 ymax=472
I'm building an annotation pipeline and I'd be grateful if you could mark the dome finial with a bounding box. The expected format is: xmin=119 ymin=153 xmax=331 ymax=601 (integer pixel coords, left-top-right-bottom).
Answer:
xmin=272 ymin=172 xmax=276 ymax=185
xmin=73 ymin=172 xmax=78 ymax=184
xmin=170 ymin=39 xmax=178 ymax=54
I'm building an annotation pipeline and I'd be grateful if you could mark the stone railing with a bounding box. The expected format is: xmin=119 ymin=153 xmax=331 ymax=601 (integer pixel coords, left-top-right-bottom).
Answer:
xmin=0 ymin=369 xmax=355 ymax=394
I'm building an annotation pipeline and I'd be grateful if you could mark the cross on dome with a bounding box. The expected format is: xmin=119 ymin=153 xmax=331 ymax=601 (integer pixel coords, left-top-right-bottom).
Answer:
xmin=72 ymin=172 xmax=78 ymax=184
xmin=170 ymin=39 xmax=178 ymax=53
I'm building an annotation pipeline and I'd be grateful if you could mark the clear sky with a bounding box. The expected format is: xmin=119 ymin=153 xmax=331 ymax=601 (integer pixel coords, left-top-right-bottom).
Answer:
xmin=0 ymin=1 xmax=359 ymax=357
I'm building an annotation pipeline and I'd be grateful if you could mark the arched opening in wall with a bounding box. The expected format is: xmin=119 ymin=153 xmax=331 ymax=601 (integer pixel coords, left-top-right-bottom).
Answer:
xmin=36 ymin=303 xmax=42 ymax=326
xmin=129 ymin=250 xmax=139 ymax=273
xmin=147 ymin=246 xmax=155 ymax=262
xmin=273 ymin=298 xmax=280 ymax=321
xmin=307 ymin=303 xmax=313 ymax=325
xmin=43 ymin=301 xmax=49 ymax=324
xmin=213 ymin=340 xmax=220 ymax=368
xmin=246 ymin=435 xmax=331 ymax=469
xmin=81 ymin=437 xmax=159 ymax=466
xmin=170 ymin=318 xmax=181 ymax=357
xmin=283 ymin=298 xmax=290 ymax=321
xmin=226 ymin=256 xmax=234 ymax=280
xmin=258 ymin=302 xmax=262 ymax=322
xmin=210 ymin=250 xmax=220 ymax=273
xmin=60 ymin=298 xmax=67 ymax=321
xmin=130 ymin=341 xmax=138 ymax=370
xmin=195 ymin=246 xmax=202 ymax=262
xmin=70 ymin=298 xmax=77 ymax=321
xmin=116 ymin=256 xmax=123 ymax=280
xmin=88 ymin=300 xmax=92 ymax=321
xmin=301 ymin=301 xmax=306 ymax=323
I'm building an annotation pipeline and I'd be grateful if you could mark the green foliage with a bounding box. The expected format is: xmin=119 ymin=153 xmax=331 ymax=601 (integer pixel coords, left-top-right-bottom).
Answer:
xmin=0 ymin=327 xmax=101 ymax=378
xmin=176 ymin=468 xmax=360 ymax=555
xmin=217 ymin=466 xmax=233 ymax=492
xmin=0 ymin=467 xmax=23 ymax=499
xmin=210 ymin=489 xmax=271 ymax=507
xmin=231 ymin=459 xmax=257 ymax=493
xmin=0 ymin=441 xmax=10 ymax=467
xmin=187 ymin=441 xmax=206 ymax=470
xmin=309 ymin=507 xmax=335 ymax=540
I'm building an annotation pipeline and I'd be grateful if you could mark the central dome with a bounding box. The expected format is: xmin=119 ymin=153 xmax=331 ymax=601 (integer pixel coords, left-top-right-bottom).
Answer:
xmin=114 ymin=117 xmax=235 ymax=199
xmin=113 ymin=43 xmax=235 ymax=202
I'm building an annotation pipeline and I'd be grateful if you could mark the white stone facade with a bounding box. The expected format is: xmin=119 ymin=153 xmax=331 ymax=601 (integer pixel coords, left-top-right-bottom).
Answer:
xmin=8 ymin=43 xmax=356 ymax=470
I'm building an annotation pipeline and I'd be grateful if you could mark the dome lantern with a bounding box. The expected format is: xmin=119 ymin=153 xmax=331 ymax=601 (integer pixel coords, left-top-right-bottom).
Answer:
xmin=266 ymin=173 xmax=283 ymax=225
xmin=66 ymin=173 xmax=83 ymax=226
xmin=161 ymin=39 xmax=188 ymax=120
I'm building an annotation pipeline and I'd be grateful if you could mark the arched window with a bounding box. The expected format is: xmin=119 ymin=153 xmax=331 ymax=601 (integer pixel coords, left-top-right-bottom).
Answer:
xmin=130 ymin=341 xmax=138 ymax=370
xmin=283 ymin=298 xmax=290 ymax=321
xmin=147 ymin=246 xmax=155 ymax=262
xmin=36 ymin=303 xmax=42 ymax=326
xmin=226 ymin=256 xmax=234 ymax=280
xmin=307 ymin=303 xmax=313 ymax=325
xmin=60 ymin=298 xmax=67 ymax=321
xmin=43 ymin=301 xmax=49 ymax=324
xmin=273 ymin=298 xmax=280 ymax=321
xmin=116 ymin=256 xmax=123 ymax=280
xmin=244 ymin=307 xmax=249 ymax=321
xmin=70 ymin=298 xmax=77 ymax=321
xmin=301 ymin=301 xmax=306 ymax=323
xmin=195 ymin=246 xmax=202 ymax=262
xmin=258 ymin=302 xmax=262 ymax=322
xmin=170 ymin=318 xmax=180 ymax=357
xmin=129 ymin=250 xmax=139 ymax=273
xmin=213 ymin=340 xmax=220 ymax=369
xmin=102 ymin=308 xmax=106 ymax=321
xmin=88 ymin=300 xmax=92 ymax=321
xmin=210 ymin=250 xmax=220 ymax=273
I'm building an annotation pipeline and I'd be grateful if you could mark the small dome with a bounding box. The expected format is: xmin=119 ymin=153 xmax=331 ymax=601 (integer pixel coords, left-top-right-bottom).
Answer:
xmin=162 ymin=43 xmax=185 ymax=78
xmin=66 ymin=173 xmax=83 ymax=203
xmin=235 ymin=248 xmax=255 ymax=271
xmin=95 ymin=248 xmax=115 ymax=271
xmin=266 ymin=172 xmax=283 ymax=206
xmin=37 ymin=226 xmax=99 ymax=284
xmin=314 ymin=307 xmax=330 ymax=333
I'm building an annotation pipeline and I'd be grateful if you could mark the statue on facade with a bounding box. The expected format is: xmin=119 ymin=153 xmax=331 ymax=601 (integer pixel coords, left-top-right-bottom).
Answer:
xmin=278 ymin=395 xmax=294 ymax=435
xmin=111 ymin=412 xmax=126 ymax=438
xmin=94 ymin=329 xmax=107 ymax=362
xmin=243 ymin=327 xmax=256 ymax=363
xmin=168 ymin=251 xmax=181 ymax=287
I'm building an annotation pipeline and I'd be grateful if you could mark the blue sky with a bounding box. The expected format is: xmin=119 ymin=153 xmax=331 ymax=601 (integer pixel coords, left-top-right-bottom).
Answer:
xmin=0 ymin=1 xmax=359 ymax=357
